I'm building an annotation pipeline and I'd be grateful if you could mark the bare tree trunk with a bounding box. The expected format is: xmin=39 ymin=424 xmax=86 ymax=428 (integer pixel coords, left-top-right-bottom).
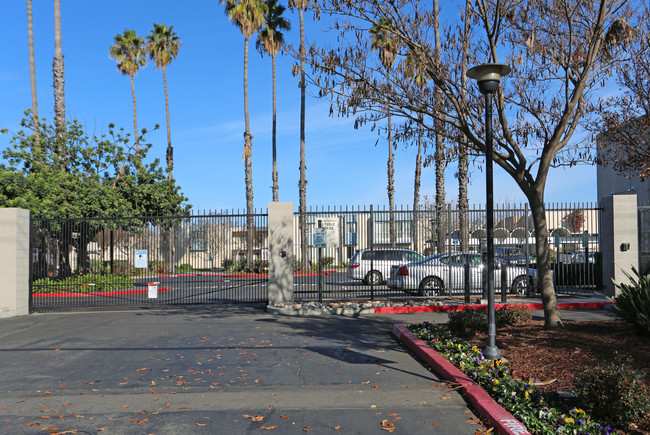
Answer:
xmin=27 ymin=0 xmax=39 ymax=135
xmin=243 ymin=36 xmax=255 ymax=267
xmin=529 ymin=194 xmax=563 ymax=328
xmin=163 ymin=65 xmax=173 ymax=180
xmin=272 ymin=54 xmax=279 ymax=201
xmin=413 ymin=113 xmax=423 ymax=252
xmin=53 ymin=0 xmax=65 ymax=134
xmin=298 ymin=8 xmax=308 ymax=269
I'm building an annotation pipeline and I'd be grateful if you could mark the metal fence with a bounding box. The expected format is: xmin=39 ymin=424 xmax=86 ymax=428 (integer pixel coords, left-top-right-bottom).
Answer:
xmin=292 ymin=203 xmax=602 ymax=302
xmin=30 ymin=202 xmax=602 ymax=312
xmin=30 ymin=211 xmax=269 ymax=312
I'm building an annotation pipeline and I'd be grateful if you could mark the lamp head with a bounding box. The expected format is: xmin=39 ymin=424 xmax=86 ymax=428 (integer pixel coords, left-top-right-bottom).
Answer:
xmin=467 ymin=63 xmax=511 ymax=94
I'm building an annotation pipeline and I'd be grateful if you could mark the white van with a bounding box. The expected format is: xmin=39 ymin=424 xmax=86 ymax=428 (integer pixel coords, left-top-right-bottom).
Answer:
xmin=347 ymin=248 xmax=424 ymax=285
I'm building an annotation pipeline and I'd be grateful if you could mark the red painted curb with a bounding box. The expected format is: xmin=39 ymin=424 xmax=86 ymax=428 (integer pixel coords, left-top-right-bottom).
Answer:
xmin=392 ymin=324 xmax=532 ymax=435
xmin=376 ymin=301 xmax=613 ymax=314
xmin=33 ymin=287 xmax=171 ymax=298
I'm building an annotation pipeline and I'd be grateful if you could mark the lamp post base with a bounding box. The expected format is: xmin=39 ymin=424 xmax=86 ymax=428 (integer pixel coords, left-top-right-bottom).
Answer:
xmin=483 ymin=345 xmax=502 ymax=360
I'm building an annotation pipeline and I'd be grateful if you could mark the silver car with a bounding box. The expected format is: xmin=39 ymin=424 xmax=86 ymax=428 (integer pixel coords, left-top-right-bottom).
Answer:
xmin=347 ymin=248 xmax=424 ymax=285
xmin=386 ymin=252 xmax=530 ymax=296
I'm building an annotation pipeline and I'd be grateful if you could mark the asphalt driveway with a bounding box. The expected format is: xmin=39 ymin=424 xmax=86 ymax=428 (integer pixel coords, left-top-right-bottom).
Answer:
xmin=0 ymin=305 xmax=483 ymax=434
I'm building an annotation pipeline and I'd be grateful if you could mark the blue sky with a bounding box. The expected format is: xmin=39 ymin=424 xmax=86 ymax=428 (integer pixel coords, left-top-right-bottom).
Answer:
xmin=0 ymin=0 xmax=599 ymax=212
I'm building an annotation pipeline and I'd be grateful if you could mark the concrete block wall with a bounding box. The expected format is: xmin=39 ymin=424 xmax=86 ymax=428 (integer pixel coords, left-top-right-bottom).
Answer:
xmin=0 ymin=208 xmax=31 ymax=318
xmin=600 ymin=194 xmax=638 ymax=297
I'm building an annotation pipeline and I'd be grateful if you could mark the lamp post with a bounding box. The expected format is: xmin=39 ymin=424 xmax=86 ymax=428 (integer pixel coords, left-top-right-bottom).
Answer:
xmin=467 ymin=63 xmax=510 ymax=360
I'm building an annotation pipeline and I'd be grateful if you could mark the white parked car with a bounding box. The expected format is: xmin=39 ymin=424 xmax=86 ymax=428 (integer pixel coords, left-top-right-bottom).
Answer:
xmin=386 ymin=252 xmax=530 ymax=296
xmin=347 ymin=248 xmax=424 ymax=285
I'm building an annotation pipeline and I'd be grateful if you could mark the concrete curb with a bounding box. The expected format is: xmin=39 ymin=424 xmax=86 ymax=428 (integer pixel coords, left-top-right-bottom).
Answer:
xmin=392 ymin=324 xmax=532 ymax=435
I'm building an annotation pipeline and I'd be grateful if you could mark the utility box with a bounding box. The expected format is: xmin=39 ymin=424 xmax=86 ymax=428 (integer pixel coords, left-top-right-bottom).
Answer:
xmin=268 ymin=202 xmax=294 ymax=306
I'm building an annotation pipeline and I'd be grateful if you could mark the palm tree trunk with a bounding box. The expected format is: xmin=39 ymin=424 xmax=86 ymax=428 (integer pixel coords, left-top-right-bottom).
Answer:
xmin=433 ymin=0 xmax=446 ymax=255
xmin=413 ymin=113 xmax=423 ymax=252
xmin=53 ymin=0 xmax=65 ymax=133
xmin=434 ymin=126 xmax=446 ymax=254
xmin=458 ymin=0 xmax=471 ymax=252
xmin=298 ymin=8 xmax=308 ymax=270
xmin=387 ymin=105 xmax=395 ymax=247
xmin=244 ymin=36 xmax=255 ymax=267
xmin=163 ymin=65 xmax=173 ymax=180
xmin=272 ymin=54 xmax=279 ymax=201
xmin=130 ymin=74 xmax=139 ymax=158
xmin=27 ymin=0 xmax=39 ymax=135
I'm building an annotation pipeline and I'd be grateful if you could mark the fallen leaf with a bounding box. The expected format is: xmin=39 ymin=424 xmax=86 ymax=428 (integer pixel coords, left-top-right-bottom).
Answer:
xmin=333 ymin=426 xmax=341 ymax=430
xmin=280 ymin=415 xmax=289 ymax=419
xmin=196 ymin=423 xmax=207 ymax=426
xmin=136 ymin=368 xmax=149 ymax=372
xmin=251 ymin=416 xmax=264 ymax=422
xmin=151 ymin=381 xmax=156 ymax=386
xmin=261 ymin=426 xmax=277 ymax=430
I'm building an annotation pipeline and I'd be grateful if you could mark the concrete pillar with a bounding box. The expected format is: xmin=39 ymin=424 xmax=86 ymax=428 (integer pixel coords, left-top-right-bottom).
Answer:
xmin=0 ymin=208 xmax=31 ymax=318
xmin=268 ymin=202 xmax=294 ymax=305
xmin=600 ymin=193 xmax=638 ymax=297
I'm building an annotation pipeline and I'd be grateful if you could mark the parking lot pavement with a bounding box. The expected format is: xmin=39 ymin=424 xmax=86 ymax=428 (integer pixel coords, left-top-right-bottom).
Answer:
xmin=0 ymin=306 xmax=483 ymax=434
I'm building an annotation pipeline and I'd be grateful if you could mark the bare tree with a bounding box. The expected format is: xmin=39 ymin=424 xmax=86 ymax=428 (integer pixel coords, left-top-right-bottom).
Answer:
xmin=304 ymin=0 xmax=636 ymax=328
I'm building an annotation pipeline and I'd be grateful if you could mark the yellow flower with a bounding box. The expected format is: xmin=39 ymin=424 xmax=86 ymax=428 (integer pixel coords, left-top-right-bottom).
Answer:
xmin=524 ymin=391 xmax=529 ymax=400
xmin=564 ymin=417 xmax=575 ymax=424
xmin=573 ymin=408 xmax=586 ymax=415
xmin=492 ymin=379 xmax=499 ymax=385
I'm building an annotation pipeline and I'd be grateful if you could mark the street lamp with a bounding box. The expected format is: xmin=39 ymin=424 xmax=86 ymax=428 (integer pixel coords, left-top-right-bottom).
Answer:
xmin=467 ymin=63 xmax=511 ymax=360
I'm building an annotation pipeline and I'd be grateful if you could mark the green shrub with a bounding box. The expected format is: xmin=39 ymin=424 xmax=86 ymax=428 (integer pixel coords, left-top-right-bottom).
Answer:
xmin=447 ymin=309 xmax=487 ymax=338
xmin=613 ymin=267 xmax=650 ymax=335
xmin=251 ymin=259 xmax=268 ymax=274
xmin=495 ymin=304 xmax=532 ymax=326
xmin=177 ymin=263 xmax=193 ymax=272
xmin=33 ymin=274 xmax=134 ymax=294
xmin=321 ymin=257 xmax=335 ymax=267
xmin=574 ymin=356 xmax=649 ymax=427
xmin=148 ymin=260 xmax=169 ymax=274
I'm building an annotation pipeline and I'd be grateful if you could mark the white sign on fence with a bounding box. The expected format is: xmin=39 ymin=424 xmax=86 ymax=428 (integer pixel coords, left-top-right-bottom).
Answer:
xmin=317 ymin=217 xmax=340 ymax=247
xmin=148 ymin=282 xmax=158 ymax=299
xmin=313 ymin=228 xmax=327 ymax=248
xmin=135 ymin=250 xmax=148 ymax=269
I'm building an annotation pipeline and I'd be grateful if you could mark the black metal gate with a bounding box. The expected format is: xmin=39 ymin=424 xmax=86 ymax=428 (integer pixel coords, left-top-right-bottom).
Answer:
xmin=638 ymin=206 xmax=650 ymax=275
xmin=30 ymin=212 xmax=269 ymax=312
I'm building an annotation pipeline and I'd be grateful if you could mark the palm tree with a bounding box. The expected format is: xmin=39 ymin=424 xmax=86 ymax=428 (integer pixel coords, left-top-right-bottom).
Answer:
xmin=288 ymin=0 xmax=309 ymax=269
xmin=221 ymin=0 xmax=268 ymax=267
xmin=370 ymin=18 xmax=399 ymax=247
xmin=146 ymin=23 xmax=181 ymax=180
xmin=27 ymin=0 xmax=39 ymax=134
xmin=257 ymin=0 xmax=291 ymax=202
xmin=53 ymin=0 xmax=65 ymax=134
xmin=109 ymin=30 xmax=147 ymax=158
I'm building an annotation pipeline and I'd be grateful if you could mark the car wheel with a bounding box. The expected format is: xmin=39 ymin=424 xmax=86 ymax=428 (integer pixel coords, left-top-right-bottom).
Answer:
xmin=510 ymin=275 xmax=529 ymax=295
xmin=418 ymin=277 xmax=443 ymax=297
xmin=365 ymin=270 xmax=382 ymax=285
